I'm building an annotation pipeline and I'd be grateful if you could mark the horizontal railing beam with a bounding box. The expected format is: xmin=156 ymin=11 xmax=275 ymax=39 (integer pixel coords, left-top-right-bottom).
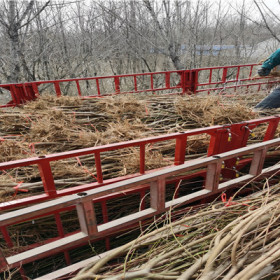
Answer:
xmin=1 ymin=137 xmax=280 ymax=271
xmin=1 ymin=137 xmax=280 ymax=227
xmin=2 ymin=63 xmax=279 ymax=107
xmin=0 ymin=116 xmax=279 ymax=171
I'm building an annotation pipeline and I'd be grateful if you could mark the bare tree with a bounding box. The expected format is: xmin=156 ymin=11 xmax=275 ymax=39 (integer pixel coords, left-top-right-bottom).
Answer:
xmin=0 ymin=0 xmax=50 ymax=82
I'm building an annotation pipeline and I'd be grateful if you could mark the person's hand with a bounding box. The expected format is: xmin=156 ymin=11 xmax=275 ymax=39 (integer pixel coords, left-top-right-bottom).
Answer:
xmin=258 ymin=67 xmax=271 ymax=76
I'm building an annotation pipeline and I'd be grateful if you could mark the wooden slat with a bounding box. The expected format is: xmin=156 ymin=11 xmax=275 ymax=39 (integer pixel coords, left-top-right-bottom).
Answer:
xmin=7 ymin=232 xmax=87 ymax=268
xmin=98 ymin=208 xmax=155 ymax=233
xmin=249 ymin=148 xmax=267 ymax=176
xmin=76 ymin=201 xmax=98 ymax=236
xmin=150 ymin=177 xmax=166 ymax=212
xmin=205 ymin=160 xmax=222 ymax=191
xmin=165 ymin=189 xmax=211 ymax=208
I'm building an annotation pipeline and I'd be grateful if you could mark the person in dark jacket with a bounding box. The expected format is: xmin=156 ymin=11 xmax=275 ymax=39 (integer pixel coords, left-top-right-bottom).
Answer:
xmin=254 ymin=48 xmax=280 ymax=110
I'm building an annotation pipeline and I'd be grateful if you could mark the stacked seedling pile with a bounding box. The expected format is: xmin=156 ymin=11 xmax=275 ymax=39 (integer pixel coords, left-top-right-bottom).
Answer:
xmin=72 ymin=183 xmax=280 ymax=280
xmin=0 ymin=91 xmax=276 ymax=279
xmin=0 ymin=93 xmax=262 ymax=200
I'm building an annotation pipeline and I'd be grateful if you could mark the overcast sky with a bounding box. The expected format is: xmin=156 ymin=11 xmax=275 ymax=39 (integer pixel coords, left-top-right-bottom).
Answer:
xmin=227 ymin=0 xmax=279 ymax=10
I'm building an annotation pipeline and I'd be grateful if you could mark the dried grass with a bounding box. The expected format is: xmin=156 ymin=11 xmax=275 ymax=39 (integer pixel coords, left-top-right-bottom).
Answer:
xmin=0 ymin=92 xmax=265 ymax=202
xmin=72 ymin=183 xmax=280 ymax=280
xmin=1 ymin=91 xmax=279 ymax=280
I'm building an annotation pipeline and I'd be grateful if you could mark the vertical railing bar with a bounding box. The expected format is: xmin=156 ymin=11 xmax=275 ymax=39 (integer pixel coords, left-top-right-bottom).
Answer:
xmin=32 ymin=83 xmax=40 ymax=98
xmin=134 ymin=75 xmax=138 ymax=92
xmin=1 ymin=226 xmax=13 ymax=248
xmin=249 ymin=148 xmax=267 ymax=176
xmin=222 ymin=67 xmax=228 ymax=83
xmin=96 ymin=79 xmax=101 ymax=96
xmin=101 ymin=201 xmax=110 ymax=250
xmin=209 ymin=69 xmax=212 ymax=83
xmin=204 ymin=160 xmax=222 ymax=191
xmin=76 ymin=200 xmax=98 ymax=236
xmin=139 ymin=144 xmax=145 ymax=174
xmin=114 ymin=76 xmax=120 ymax=94
xmin=95 ymin=152 xmax=103 ymax=183
xmin=236 ymin=66 xmax=240 ymax=80
xmin=166 ymin=72 xmax=170 ymax=89
xmin=22 ymin=84 xmax=29 ymax=99
xmin=150 ymin=177 xmax=166 ymax=212
xmin=0 ymin=249 xmax=8 ymax=269
xmin=263 ymin=120 xmax=280 ymax=141
xmin=10 ymin=85 xmax=20 ymax=105
xmin=76 ymin=202 xmax=89 ymax=235
xmin=54 ymin=212 xmax=71 ymax=265
xmin=54 ymin=82 xmax=62 ymax=97
xmin=174 ymin=135 xmax=187 ymax=165
xmin=249 ymin=65 xmax=254 ymax=78
xmin=76 ymin=80 xmax=82 ymax=97
xmin=37 ymin=160 xmax=57 ymax=197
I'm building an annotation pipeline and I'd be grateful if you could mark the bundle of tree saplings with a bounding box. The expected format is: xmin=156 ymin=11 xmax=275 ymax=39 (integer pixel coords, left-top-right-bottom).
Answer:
xmin=0 ymin=93 xmax=263 ymax=200
xmin=71 ymin=183 xmax=280 ymax=280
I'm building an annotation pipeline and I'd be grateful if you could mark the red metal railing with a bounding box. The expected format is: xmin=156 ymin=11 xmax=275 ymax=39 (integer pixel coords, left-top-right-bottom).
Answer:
xmin=1 ymin=63 xmax=279 ymax=107
xmin=1 ymin=137 xmax=280 ymax=277
xmin=0 ymin=115 xmax=279 ymax=212
xmin=0 ymin=116 xmax=279 ymax=275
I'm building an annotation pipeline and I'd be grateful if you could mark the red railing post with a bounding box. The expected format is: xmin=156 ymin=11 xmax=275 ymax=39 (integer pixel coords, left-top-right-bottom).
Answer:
xmin=54 ymin=82 xmax=62 ymax=97
xmin=114 ymin=77 xmax=120 ymax=94
xmin=182 ymin=70 xmax=199 ymax=94
xmin=96 ymin=79 xmax=101 ymax=96
xmin=263 ymin=119 xmax=280 ymax=141
xmin=37 ymin=159 xmax=57 ymax=197
xmin=205 ymin=160 xmax=223 ymax=191
xmin=10 ymin=84 xmax=21 ymax=105
xmin=165 ymin=72 xmax=170 ymax=88
xmin=207 ymin=129 xmax=228 ymax=156
xmin=222 ymin=67 xmax=228 ymax=83
xmin=139 ymin=144 xmax=145 ymax=174
xmin=76 ymin=80 xmax=82 ymax=97
xmin=222 ymin=123 xmax=251 ymax=179
xmin=95 ymin=153 xmax=103 ymax=183
xmin=101 ymin=201 xmax=110 ymax=250
xmin=32 ymin=83 xmax=40 ymax=97
xmin=54 ymin=212 xmax=71 ymax=265
xmin=77 ymin=200 xmax=98 ymax=237
xmin=0 ymin=249 xmax=7 ymax=268
xmin=174 ymin=135 xmax=187 ymax=165
xmin=150 ymin=177 xmax=166 ymax=212
xmin=249 ymin=147 xmax=267 ymax=176
xmin=1 ymin=226 xmax=13 ymax=248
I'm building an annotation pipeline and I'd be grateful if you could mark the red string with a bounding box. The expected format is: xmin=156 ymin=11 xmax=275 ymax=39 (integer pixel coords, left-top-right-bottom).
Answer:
xmin=84 ymin=123 xmax=99 ymax=132
xmin=221 ymin=193 xmax=236 ymax=207
xmin=13 ymin=182 xmax=28 ymax=197
xmin=28 ymin=143 xmax=35 ymax=153
xmin=221 ymin=193 xmax=251 ymax=207
xmin=2 ymin=171 xmax=28 ymax=197
xmin=145 ymin=104 xmax=150 ymax=115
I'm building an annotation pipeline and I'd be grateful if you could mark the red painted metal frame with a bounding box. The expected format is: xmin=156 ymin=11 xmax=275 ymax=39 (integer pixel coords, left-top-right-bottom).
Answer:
xmin=1 ymin=63 xmax=279 ymax=107
xmin=0 ymin=115 xmax=279 ymax=277
xmin=1 ymin=137 xmax=280 ymax=276
xmin=0 ymin=115 xmax=279 ymax=212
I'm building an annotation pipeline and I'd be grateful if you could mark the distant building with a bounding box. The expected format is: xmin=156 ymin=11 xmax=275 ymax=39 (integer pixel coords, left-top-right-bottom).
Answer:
xmin=195 ymin=45 xmax=235 ymax=56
